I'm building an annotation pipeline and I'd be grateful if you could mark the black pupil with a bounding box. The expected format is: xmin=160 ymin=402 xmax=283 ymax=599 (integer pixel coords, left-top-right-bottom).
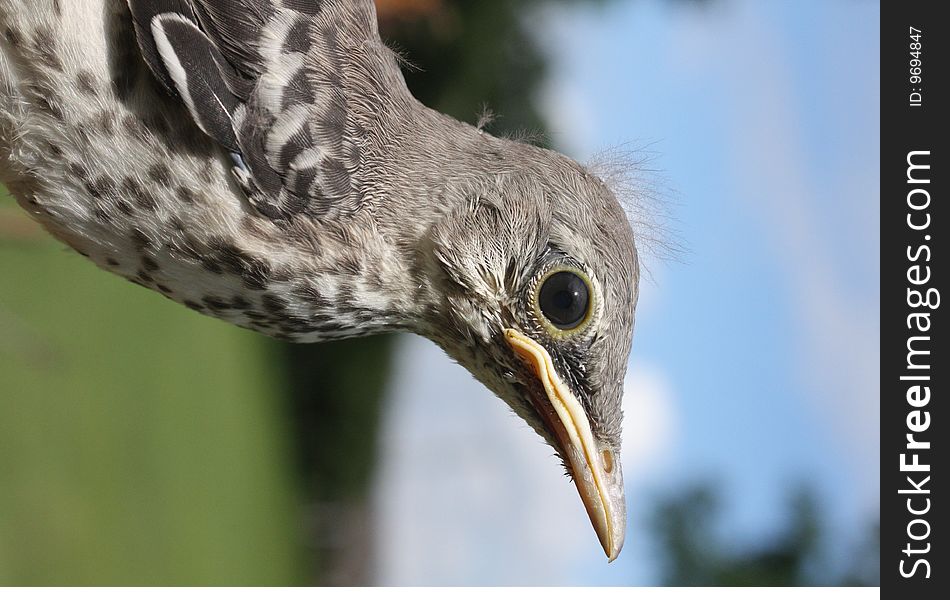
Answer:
xmin=538 ymin=271 xmax=590 ymax=329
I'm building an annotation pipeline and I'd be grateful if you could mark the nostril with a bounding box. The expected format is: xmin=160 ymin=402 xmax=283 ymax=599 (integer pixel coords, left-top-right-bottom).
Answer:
xmin=602 ymin=449 xmax=614 ymax=474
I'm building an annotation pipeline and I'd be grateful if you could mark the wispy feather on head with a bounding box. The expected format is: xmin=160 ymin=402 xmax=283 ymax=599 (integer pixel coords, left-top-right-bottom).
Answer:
xmin=587 ymin=141 xmax=685 ymax=279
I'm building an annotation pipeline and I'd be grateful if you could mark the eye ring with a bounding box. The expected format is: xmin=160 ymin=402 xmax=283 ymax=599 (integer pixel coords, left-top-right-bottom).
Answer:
xmin=532 ymin=267 xmax=596 ymax=337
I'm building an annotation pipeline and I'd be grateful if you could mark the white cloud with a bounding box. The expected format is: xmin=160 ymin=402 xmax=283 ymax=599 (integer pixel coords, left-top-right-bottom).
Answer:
xmin=621 ymin=362 xmax=677 ymax=477
xmin=536 ymin=79 xmax=598 ymax=158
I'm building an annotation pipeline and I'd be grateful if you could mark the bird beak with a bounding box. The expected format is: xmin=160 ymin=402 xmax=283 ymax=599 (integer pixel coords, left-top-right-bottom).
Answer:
xmin=504 ymin=329 xmax=627 ymax=562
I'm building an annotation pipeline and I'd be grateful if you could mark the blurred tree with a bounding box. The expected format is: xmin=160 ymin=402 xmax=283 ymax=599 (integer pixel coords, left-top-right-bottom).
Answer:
xmin=281 ymin=337 xmax=394 ymax=585
xmin=650 ymin=483 xmax=880 ymax=586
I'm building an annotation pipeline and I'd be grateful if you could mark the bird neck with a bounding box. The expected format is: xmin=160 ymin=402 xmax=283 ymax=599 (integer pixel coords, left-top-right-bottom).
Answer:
xmin=355 ymin=102 xmax=515 ymax=338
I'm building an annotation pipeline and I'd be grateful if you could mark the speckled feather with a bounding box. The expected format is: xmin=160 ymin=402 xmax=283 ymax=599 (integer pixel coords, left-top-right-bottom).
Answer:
xmin=0 ymin=0 xmax=639 ymax=450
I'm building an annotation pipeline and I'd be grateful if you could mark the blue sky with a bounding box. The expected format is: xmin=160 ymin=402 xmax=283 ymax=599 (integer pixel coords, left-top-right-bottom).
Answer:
xmin=373 ymin=0 xmax=880 ymax=585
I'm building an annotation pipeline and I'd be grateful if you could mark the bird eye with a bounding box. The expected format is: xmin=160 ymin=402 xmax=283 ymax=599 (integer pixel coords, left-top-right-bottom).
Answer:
xmin=536 ymin=269 xmax=593 ymax=332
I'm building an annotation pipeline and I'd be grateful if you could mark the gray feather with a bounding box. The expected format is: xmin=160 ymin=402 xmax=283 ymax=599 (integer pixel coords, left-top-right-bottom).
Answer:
xmin=151 ymin=13 xmax=240 ymax=150
xmin=128 ymin=0 xmax=196 ymax=93
xmin=127 ymin=0 xmax=382 ymax=219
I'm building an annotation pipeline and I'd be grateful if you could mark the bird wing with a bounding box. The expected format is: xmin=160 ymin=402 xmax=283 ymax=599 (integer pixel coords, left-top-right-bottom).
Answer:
xmin=127 ymin=0 xmax=390 ymax=220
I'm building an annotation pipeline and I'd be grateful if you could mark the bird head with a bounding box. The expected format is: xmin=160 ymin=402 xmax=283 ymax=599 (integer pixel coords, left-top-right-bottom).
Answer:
xmin=424 ymin=145 xmax=639 ymax=561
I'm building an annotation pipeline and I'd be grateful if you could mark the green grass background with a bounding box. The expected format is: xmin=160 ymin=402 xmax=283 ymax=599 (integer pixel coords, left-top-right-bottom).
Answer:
xmin=0 ymin=190 xmax=303 ymax=585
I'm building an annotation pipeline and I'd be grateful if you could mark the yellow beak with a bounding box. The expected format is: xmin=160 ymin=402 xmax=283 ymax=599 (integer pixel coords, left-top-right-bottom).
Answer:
xmin=504 ymin=328 xmax=627 ymax=562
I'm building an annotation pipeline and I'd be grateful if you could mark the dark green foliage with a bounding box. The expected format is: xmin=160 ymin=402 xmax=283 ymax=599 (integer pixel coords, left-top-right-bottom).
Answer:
xmin=650 ymin=483 xmax=880 ymax=586
xmin=285 ymin=337 xmax=394 ymax=501
xmin=383 ymin=1 xmax=551 ymax=137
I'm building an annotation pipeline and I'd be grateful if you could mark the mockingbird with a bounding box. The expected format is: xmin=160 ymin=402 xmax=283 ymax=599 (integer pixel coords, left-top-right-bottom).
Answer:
xmin=0 ymin=0 xmax=640 ymax=561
